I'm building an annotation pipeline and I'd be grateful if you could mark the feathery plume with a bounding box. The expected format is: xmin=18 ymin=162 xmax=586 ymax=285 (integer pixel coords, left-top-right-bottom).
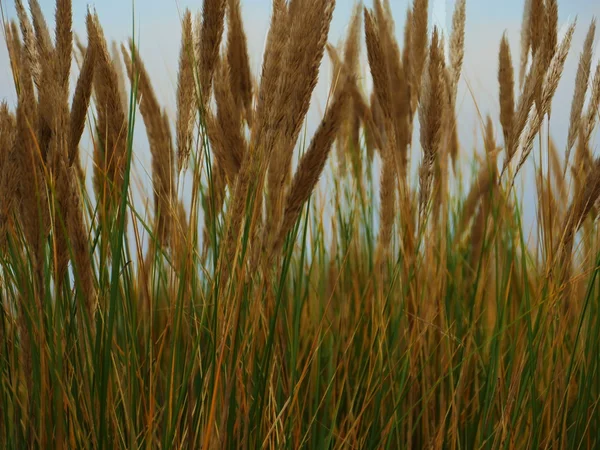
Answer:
xmin=69 ymin=43 xmax=96 ymax=166
xmin=226 ymin=0 xmax=253 ymax=126
xmin=67 ymin=168 xmax=96 ymax=313
xmin=55 ymin=0 xmax=73 ymax=91
xmin=499 ymin=33 xmax=515 ymax=155
xmin=5 ymin=22 xmax=22 ymax=84
xmin=177 ymin=10 xmax=195 ymax=171
xmin=503 ymin=49 xmax=543 ymax=172
xmin=273 ymin=78 xmax=352 ymax=256
xmin=111 ymin=41 xmax=130 ymax=116
xmin=519 ymin=0 xmax=532 ymax=87
xmin=511 ymin=21 xmax=576 ymax=180
xmin=15 ymin=0 xmax=41 ymax=87
xmin=549 ymin=137 xmax=567 ymax=203
xmin=0 ymin=104 xmax=17 ymax=244
xmin=338 ymin=3 xmax=363 ymax=175
xmin=208 ymin=59 xmax=246 ymax=182
xmin=122 ymin=43 xmax=174 ymax=244
xmin=14 ymin=37 xmax=47 ymax=272
xmin=418 ymin=27 xmax=446 ymax=219
xmin=545 ymin=0 xmax=558 ymax=66
xmin=448 ymin=0 xmax=467 ymax=168
xmin=88 ymin=12 xmax=128 ymax=221
xmin=483 ymin=114 xmax=496 ymax=154
xmin=266 ymin=0 xmax=336 ymax=238
xmin=459 ymin=160 xmax=497 ymax=237
xmin=411 ymin=0 xmax=429 ymax=107
xmin=529 ymin=0 xmax=545 ymax=59
xmin=220 ymin=0 xmax=288 ymax=268
xmin=585 ymin=62 xmax=600 ymax=141
xmin=565 ymin=19 xmax=596 ymax=171
xmin=449 ymin=0 xmax=466 ymax=97
xmin=252 ymin=0 xmax=288 ymax=145
xmin=344 ymin=2 xmax=363 ymax=77
xmin=29 ymin=0 xmax=53 ymax=59
xmin=74 ymin=34 xmax=86 ymax=64
xmin=364 ymin=9 xmax=392 ymax=125
xmin=559 ymin=158 xmax=600 ymax=278
xmin=199 ymin=0 xmax=226 ymax=105
xmin=403 ymin=7 xmax=413 ymax=97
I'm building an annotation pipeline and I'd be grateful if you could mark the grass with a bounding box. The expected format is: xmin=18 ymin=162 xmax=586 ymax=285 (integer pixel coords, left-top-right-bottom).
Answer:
xmin=1 ymin=0 xmax=600 ymax=448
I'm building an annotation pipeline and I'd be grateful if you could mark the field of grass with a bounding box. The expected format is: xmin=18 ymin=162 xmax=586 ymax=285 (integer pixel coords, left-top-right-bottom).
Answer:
xmin=1 ymin=0 xmax=600 ymax=448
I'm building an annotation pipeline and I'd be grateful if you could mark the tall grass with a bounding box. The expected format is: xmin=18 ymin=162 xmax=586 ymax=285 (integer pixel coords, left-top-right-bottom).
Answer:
xmin=1 ymin=0 xmax=600 ymax=448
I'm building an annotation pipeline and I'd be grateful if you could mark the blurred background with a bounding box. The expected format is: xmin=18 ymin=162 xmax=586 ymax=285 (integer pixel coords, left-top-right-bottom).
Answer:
xmin=1 ymin=0 xmax=599 ymax=234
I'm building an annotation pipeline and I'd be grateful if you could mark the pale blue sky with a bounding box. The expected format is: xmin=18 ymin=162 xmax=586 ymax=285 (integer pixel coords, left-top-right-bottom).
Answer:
xmin=2 ymin=0 xmax=598 ymax=148
xmin=0 ymin=1 xmax=599 ymax=237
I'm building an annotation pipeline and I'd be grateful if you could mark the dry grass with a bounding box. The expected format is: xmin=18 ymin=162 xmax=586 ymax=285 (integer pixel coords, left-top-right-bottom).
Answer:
xmin=1 ymin=0 xmax=600 ymax=448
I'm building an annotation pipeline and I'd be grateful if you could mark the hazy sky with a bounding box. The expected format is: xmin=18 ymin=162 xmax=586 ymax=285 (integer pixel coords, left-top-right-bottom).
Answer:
xmin=0 ymin=0 xmax=599 ymax=233
xmin=2 ymin=0 xmax=598 ymax=128
xmin=1 ymin=0 xmax=599 ymax=145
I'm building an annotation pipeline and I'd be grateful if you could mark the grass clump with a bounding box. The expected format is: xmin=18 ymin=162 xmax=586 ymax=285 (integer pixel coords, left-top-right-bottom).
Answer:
xmin=1 ymin=0 xmax=600 ymax=448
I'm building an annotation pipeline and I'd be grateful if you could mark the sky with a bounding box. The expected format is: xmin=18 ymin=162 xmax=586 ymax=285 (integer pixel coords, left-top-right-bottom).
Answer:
xmin=2 ymin=0 xmax=599 ymax=135
xmin=0 ymin=0 xmax=599 ymax=236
